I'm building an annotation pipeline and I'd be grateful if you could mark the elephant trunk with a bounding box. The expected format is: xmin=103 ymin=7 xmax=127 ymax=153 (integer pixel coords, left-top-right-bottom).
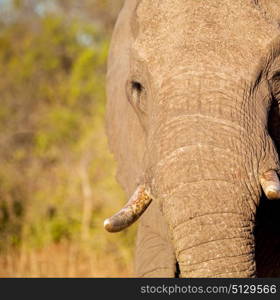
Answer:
xmin=151 ymin=144 xmax=257 ymax=277
xmin=166 ymin=181 xmax=256 ymax=277
xmin=147 ymin=85 xmax=262 ymax=276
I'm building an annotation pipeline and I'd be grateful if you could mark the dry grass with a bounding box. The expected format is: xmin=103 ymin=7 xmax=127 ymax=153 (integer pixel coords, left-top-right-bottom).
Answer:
xmin=0 ymin=242 xmax=133 ymax=278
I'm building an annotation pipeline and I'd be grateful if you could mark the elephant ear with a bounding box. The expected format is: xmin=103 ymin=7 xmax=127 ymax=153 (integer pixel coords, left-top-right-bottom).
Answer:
xmin=106 ymin=0 xmax=146 ymax=197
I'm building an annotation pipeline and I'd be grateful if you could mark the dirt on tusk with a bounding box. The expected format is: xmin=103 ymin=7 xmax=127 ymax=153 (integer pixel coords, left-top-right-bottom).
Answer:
xmin=104 ymin=185 xmax=153 ymax=232
xmin=260 ymin=170 xmax=280 ymax=200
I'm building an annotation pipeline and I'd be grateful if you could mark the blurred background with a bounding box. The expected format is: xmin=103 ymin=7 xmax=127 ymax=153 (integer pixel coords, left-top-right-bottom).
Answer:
xmin=0 ymin=0 xmax=136 ymax=277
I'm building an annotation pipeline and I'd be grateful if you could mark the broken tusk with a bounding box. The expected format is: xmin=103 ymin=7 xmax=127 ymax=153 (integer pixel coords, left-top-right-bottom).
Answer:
xmin=260 ymin=170 xmax=280 ymax=200
xmin=104 ymin=184 xmax=153 ymax=233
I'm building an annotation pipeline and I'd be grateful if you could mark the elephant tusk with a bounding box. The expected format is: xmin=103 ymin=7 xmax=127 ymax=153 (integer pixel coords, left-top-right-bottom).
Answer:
xmin=260 ymin=170 xmax=280 ymax=200
xmin=104 ymin=184 xmax=153 ymax=232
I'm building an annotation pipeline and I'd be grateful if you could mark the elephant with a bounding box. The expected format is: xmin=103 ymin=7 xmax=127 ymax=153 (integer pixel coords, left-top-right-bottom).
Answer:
xmin=104 ymin=0 xmax=280 ymax=277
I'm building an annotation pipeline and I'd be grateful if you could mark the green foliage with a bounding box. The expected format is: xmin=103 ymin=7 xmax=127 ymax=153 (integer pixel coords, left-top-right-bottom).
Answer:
xmin=0 ymin=0 xmax=133 ymax=273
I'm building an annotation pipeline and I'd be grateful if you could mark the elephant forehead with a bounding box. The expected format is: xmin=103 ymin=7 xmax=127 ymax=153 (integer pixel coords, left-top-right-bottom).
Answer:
xmin=133 ymin=0 xmax=280 ymax=80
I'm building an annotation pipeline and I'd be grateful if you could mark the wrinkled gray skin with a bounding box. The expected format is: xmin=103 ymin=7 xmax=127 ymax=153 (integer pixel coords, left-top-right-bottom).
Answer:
xmin=106 ymin=0 xmax=280 ymax=277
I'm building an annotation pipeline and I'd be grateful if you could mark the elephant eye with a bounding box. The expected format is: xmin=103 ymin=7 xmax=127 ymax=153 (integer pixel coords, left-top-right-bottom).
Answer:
xmin=132 ymin=81 xmax=143 ymax=93
xmin=127 ymin=80 xmax=146 ymax=113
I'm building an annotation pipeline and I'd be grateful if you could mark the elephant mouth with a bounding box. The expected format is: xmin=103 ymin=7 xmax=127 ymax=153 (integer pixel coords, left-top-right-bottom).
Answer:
xmin=104 ymin=170 xmax=280 ymax=233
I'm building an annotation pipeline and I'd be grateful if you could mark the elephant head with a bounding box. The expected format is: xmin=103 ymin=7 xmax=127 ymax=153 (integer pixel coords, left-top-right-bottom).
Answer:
xmin=105 ymin=0 xmax=280 ymax=277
